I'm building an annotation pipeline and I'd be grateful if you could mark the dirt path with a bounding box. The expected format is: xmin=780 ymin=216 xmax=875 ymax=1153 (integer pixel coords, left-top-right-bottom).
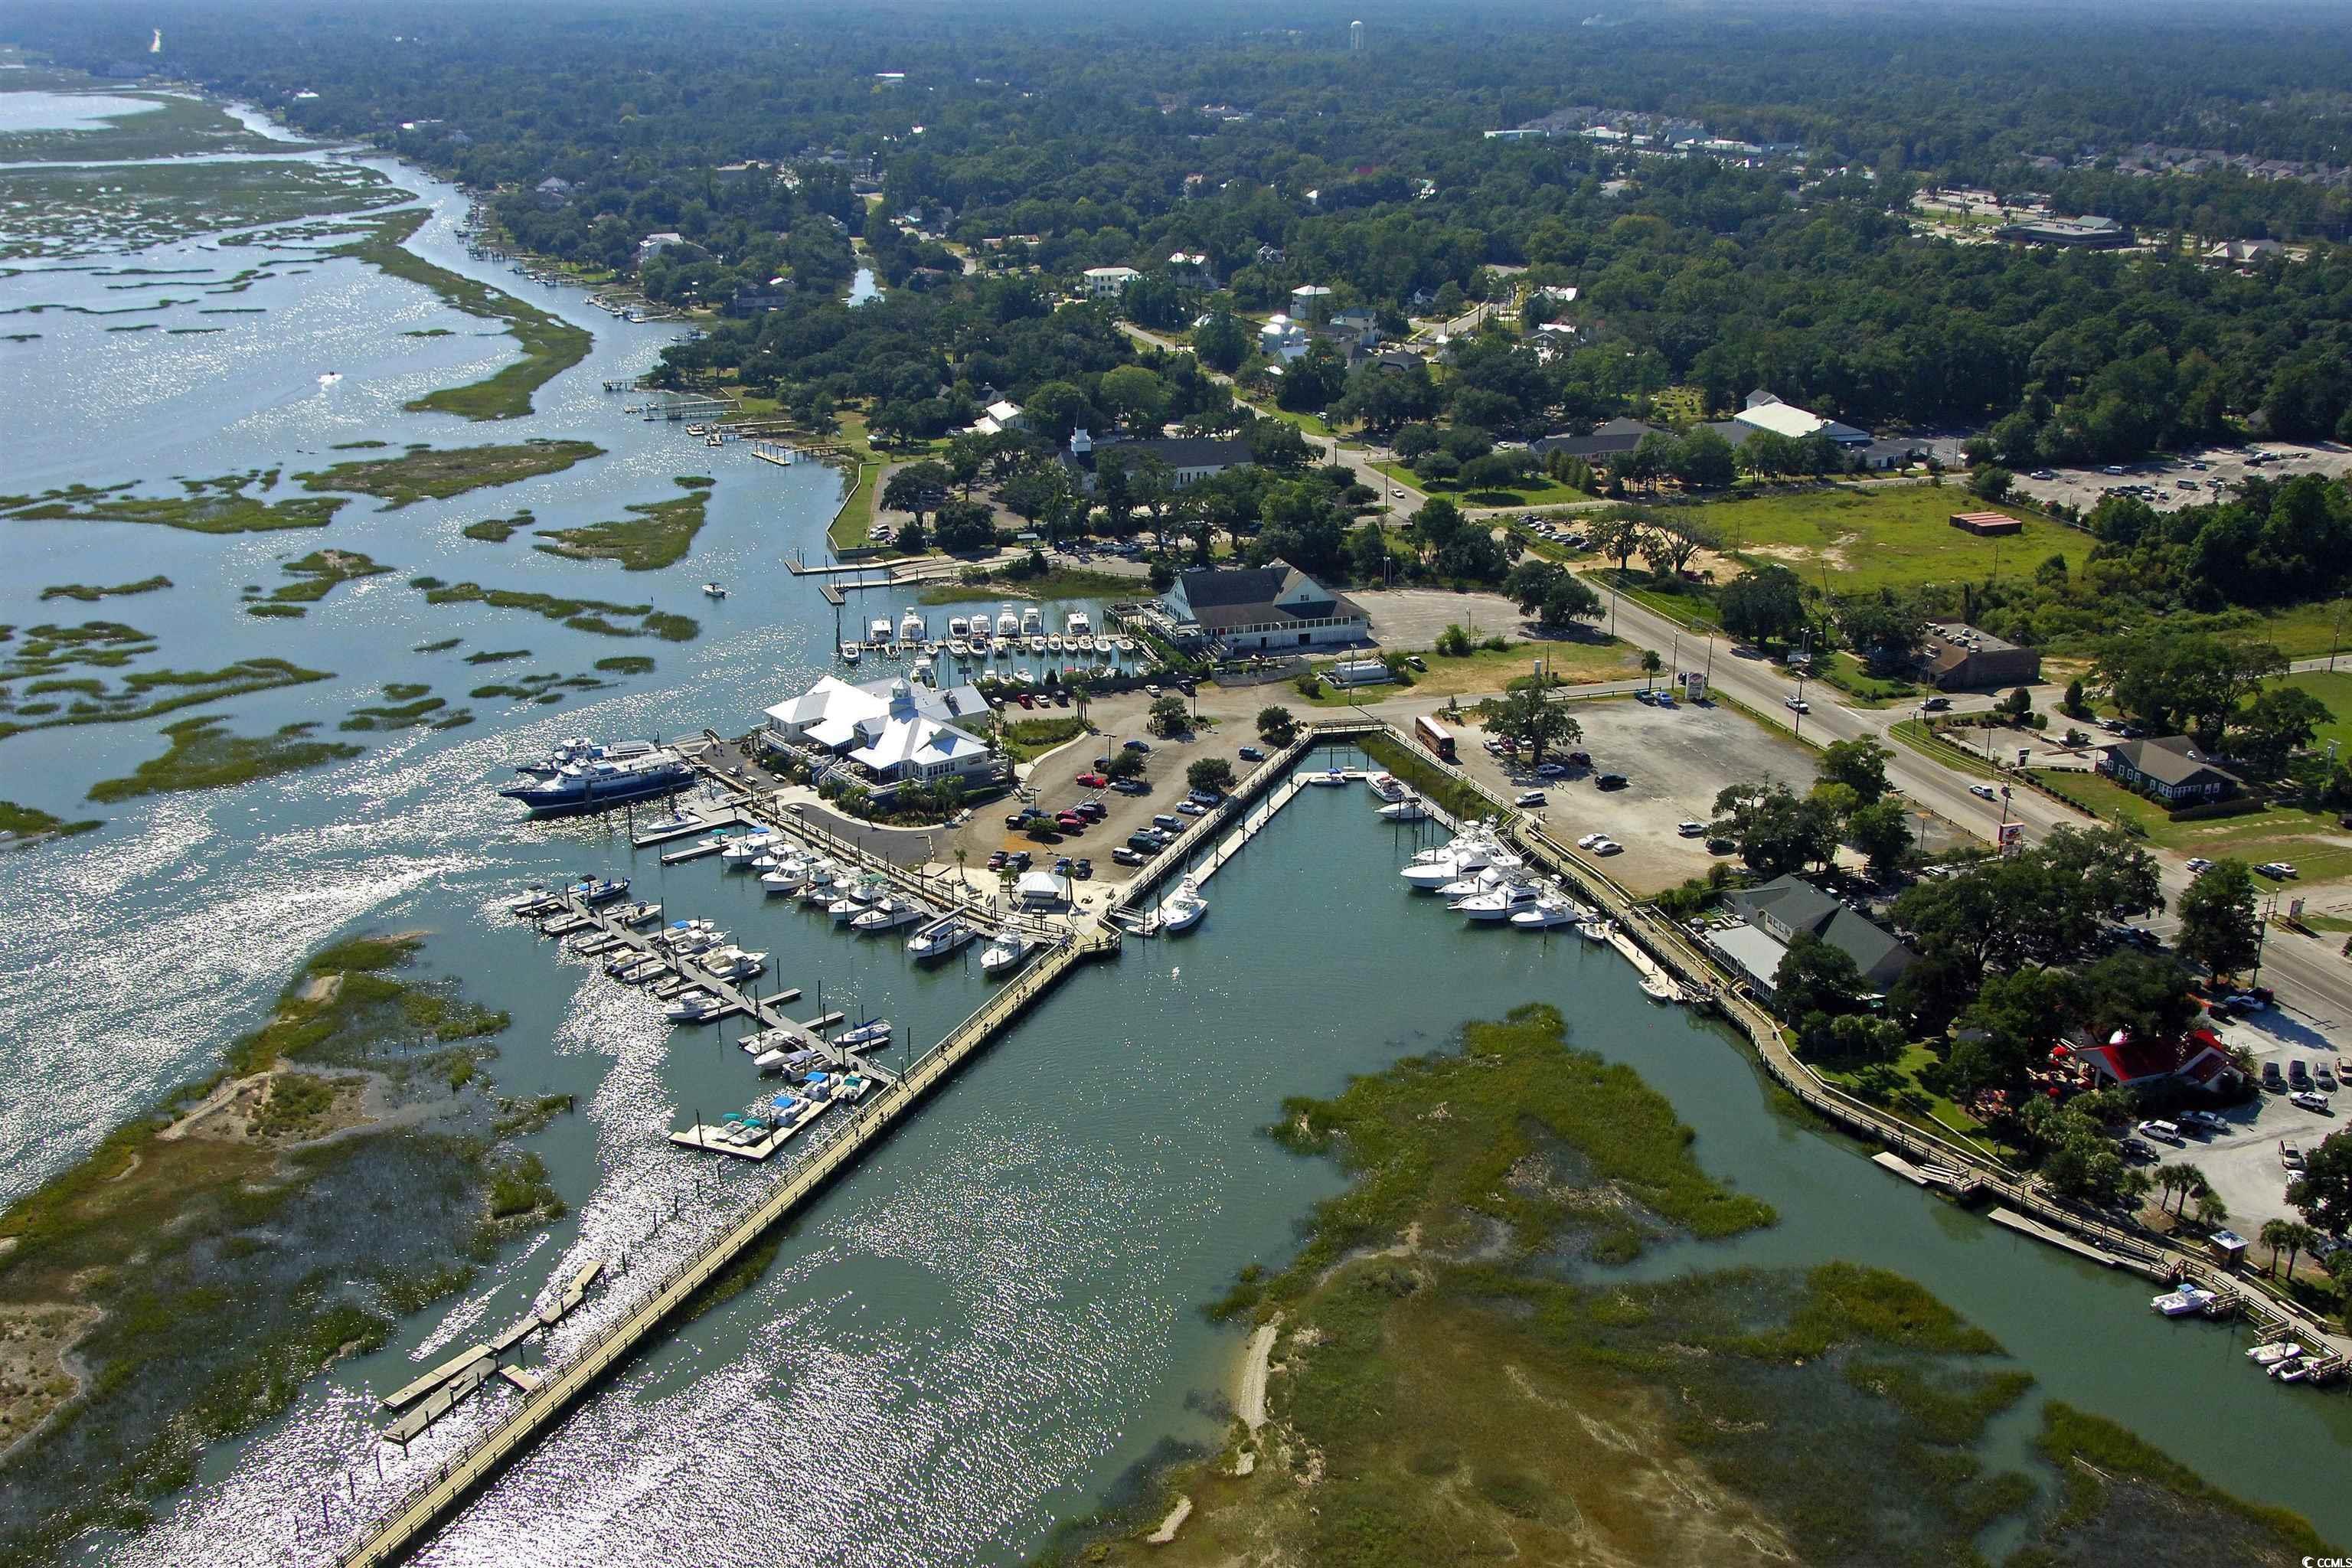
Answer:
xmin=1236 ymin=1316 xmax=1280 ymax=1432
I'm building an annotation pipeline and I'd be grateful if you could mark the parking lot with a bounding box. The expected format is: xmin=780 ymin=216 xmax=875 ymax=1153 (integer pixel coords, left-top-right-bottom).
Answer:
xmin=2007 ymin=440 xmax=2352 ymax=517
xmin=938 ymin=688 xmax=1269 ymax=892
xmin=2148 ymin=1011 xmax=2348 ymax=1241
xmin=1446 ymin=694 xmax=1821 ymax=893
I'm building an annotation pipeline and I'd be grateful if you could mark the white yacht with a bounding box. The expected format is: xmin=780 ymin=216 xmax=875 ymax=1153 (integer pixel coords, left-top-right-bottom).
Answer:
xmin=867 ymin=616 xmax=893 ymax=645
xmin=1065 ymin=609 xmax=1092 ymax=636
xmin=995 ymin=606 xmax=1021 ymax=637
xmin=701 ymin=582 xmax=727 ymax=599
xmin=1438 ymin=860 xmax=1523 ymax=900
xmin=1156 ymin=877 xmax=1208 ymax=933
xmin=980 ymin=933 xmax=1036 ymax=977
xmin=760 ymin=864 xmax=812 ymax=895
xmin=851 ymin=895 xmax=928 ymax=933
xmin=1116 ymin=637 xmax=1138 ymax=655
xmin=718 ymin=831 xmax=776 ymax=865
xmin=1306 ymin=768 xmax=1349 ymax=786
xmin=1365 ymin=773 xmax=1406 ymax=802
xmin=1511 ymin=892 xmax=1582 ymax=929
xmin=949 ymin=639 xmax=970 ymax=658
xmin=949 ymin=616 xmax=970 ymax=638
xmin=2151 ymin=1283 xmax=2218 ymax=1318
xmin=663 ymin=990 xmax=727 ymax=1023
xmin=900 ymin=607 xmax=926 ymax=642
xmin=1454 ymin=879 xmax=1543 ymax=920
xmin=694 ymin=946 xmax=768 ymax=982
xmin=827 ymin=880 xmax=882 ymax=922
xmin=1377 ymin=794 xmax=1432 ymax=822
xmin=1400 ymin=835 xmax=1495 ymax=889
xmin=1577 ymin=916 xmax=1612 ymax=942
xmin=1021 ymin=606 xmax=1044 ymax=636
xmin=906 ymin=920 xmax=975 ymax=961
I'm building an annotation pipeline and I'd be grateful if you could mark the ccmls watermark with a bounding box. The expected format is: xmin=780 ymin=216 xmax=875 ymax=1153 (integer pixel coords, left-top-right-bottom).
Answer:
xmin=2303 ymin=1557 xmax=2352 ymax=1566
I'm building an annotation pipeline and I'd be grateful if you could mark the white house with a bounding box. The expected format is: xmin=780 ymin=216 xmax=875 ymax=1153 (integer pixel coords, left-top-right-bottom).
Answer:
xmin=965 ymin=399 xmax=1025 ymax=438
xmin=762 ymin=675 xmax=998 ymax=786
xmin=635 ymin=231 xmax=687 ymax=264
xmin=1163 ymin=562 xmax=1371 ymax=652
xmin=1257 ymin=313 xmax=1311 ymax=362
xmin=1062 ymin=429 xmax=1252 ymax=495
xmin=1731 ymin=390 xmax=1870 ymax=447
xmin=1082 ymin=265 xmax=1143 ymax=299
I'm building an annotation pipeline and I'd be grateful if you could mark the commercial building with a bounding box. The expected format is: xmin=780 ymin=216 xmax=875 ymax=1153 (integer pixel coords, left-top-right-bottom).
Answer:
xmin=762 ymin=675 xmax=998 ymax=788
xmin=1994 ymin=214 xmax=2133 ymax=248
xmin=1709 ymin=875 xmax=1919 ymax=999
xmin=1730 ymin=390 xmax=1870 ymax=447
xmin=1531 ymin=416 xmax=1671 ymax=463
xmin=1161 ymin=561 xmax=1371 ymax=652
xmin=2097 ymin=735 xmax=2242 ymax=805
xmin=2053 ymin=1026 xmax=2242 ymax=1093
xmin=1918 ymin=622 xmax=2041 ymax=691
xmin=1061 ymin=429 xmax=1252 ymax=495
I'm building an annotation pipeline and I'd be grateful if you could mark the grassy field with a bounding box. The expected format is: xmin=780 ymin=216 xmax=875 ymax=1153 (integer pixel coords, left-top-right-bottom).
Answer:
xmin=1371 ymin=458 xmax=1591 ymax=509
xmin=2030 ymin=767 xmax=2352 ymax=878
xmin=5 ymin=479 xmax=345 ymax=534
xmin=1819 ymin=1043 xmax=2004 ymax=1158
xmin=1700 ymin=483 xmax=2090 ymax=595
xmin=2278 ymin=669 xmax=2352 ymax=752
xmin=917 ymin=567 xmax=1138 ymax=605
xmin=334 ymin=209 xmax=594 ymax=420
xmin=1889 ymin=717 xmax=2010 ymax=782
xmin=2250 ymin=599 xmax=2352 ymax=659
xmin=1818 ymin=648 xmax=1919 ymax=706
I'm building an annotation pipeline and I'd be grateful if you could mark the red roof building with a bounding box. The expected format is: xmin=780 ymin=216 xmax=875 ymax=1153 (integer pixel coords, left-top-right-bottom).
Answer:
xmin=2054 ymin=1027 xmax=2239 ymax=1091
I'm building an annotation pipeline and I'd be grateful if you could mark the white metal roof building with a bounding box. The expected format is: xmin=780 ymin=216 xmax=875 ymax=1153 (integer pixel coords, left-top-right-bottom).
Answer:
xmin=763 ymin=675 xmax=997 ymax=784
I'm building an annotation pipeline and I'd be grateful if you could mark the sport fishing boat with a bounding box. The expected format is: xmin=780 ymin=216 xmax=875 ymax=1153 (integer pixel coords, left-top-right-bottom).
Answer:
xmin=835 ymin=1017 xmax=893 ymax=1051
xmin=851 ymin=895 xmax=928 ymax=933
xmin=1021 ymin=606 xmax=1044 ymax=636
xmin=1400 ymin=833 xmax=1496 ymax=890
xmin=1377 ymin=794 xmax=1432 ymax=822
xmin=701 ymin=582 xmax=727 ymax=599
xmin=980 ymin=933 xmax=1036 ymax=978
xmin=1365 ymin=773 xmax=1407 ymax=802
xmin=663 ymin=990 xmax=728 ymax=1023
xmin=1065 ymin=609 xmax=1092 ymax=636
xmin=1510 ymin=891 xmax=1581 ymax=929
xmin=900 ymin=607 xmax=926 ymax=642
xmin=840 ymin=641 xmax=861 ymax=664
xmin=995 ymin=606 xmax=1021 ymax=637
xmin=906 ymin=920 xmax=975 ymax=961
xmin=500 ymin=754 xmax=692 ymax=815
xmin=2151 ymin=1282 xmax=2219 ymax=1317
xmin=1155 ymin=877 xmax=1208 ymax=933
xmin=1453 ymin=878 xmax=1542 ymax=921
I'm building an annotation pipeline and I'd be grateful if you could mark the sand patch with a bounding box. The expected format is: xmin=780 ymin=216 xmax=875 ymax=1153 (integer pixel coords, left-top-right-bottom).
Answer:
xmin=0 ymin=1302 xmax=100 ymax=1459
xmin=1236 ymin=1317 xmax=1280 ymax=1432
xmin=1145 ymin=1495 xmax=1191 ymax=1544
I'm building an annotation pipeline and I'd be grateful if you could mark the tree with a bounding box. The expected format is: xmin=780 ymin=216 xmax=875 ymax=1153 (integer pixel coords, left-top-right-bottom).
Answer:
xmin=2231 ymin=684 xmax=2333 ymax=776
xmin=1194 ymin=310 xmax=1251 ymax=374
xmin=1479 ymin=685 xmax=1582 ymax=769
xmin=1186 ymin=756 xmax=1236 ymax=794
xmin=2260 ymin=1217 xmax=2306 ymax=1279
xmin=1949 ymin=966 xmax=2079 ymax=1096
xmin=1586 ymin=510 xmax=1647 ymax=573
xmin=1836 ymin=595 xmax=1926 ymax=673
xmin=1847 ymin=799 xmax=1916 ymax=880
xmin=1668 ymin=427 xmax=1737 ymax=491
xmin=1719 ymin=565 xmax=1808 ymax=648
xmin=1256 ymin=705 xmax=1297 ymax=746
xmin=2092 ymin=629 xmax=2285 ymax=749
xmin=2285 ymin=1128 xmax=2352 ymax=1241
xmin=1099 ymin=364 xmax=1170 ymax=436
xmin=1638 ymin=514 xmax=1720 ymax=578
xmin=1711 ymin=780 xmax=1838 ymax=878
xmin=931 ymin=498 xmax=996 ymax=554
xmin=1638 ymin=648 xmax=1663 ymax=689
xmin=1539 ymin=577 xmax=1603 ymax=631
xmin=1775 ymin=933 xmax=1867 ymax=1021
xmin=2176 ymin=859 xmax=2263 ymax=977
xmin=880 ymin=459 xmax=952 ymax=523
xmin=1147 ymin=695 xmax=1191 ymax=737
xmin=1969 ymin=465 xmax=2015 ymax=502
xmin=1105 ymin=748 xmax=1147 ymax=782
xmin=1819 ymin=737 xmax=1894 ymax=805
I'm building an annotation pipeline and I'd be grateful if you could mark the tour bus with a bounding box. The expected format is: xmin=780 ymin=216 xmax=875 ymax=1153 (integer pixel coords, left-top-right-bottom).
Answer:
xmin=1414 ymin=715 xmax=1455 ymax=762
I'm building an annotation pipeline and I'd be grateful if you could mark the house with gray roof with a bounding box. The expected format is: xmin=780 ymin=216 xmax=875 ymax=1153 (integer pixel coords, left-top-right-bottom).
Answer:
xmin=1711 ymin=874 xmax=1919 ymax=999
xmin=2096 ymin=735 xmax=2241 ymax=805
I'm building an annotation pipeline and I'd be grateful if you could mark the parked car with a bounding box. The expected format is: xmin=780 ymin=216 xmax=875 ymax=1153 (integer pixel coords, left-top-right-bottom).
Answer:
xmin=2263 ymin=1060 xmax=2288 ymax=1091
xmin=1178 ymin=801 xmax=1208 ymax=816
xmin=2257 ymin=861 xmax=2299 ymax=879
xmin=2283 ymin=1140 xmax=2307 ymax=1170
xmin=1537 ymin=761 xmax=1568 ymax=778
xmin=1238 ymin=745 xmax=1265 ymax=762
xmin=1124 ymin=739 xmax=1152 ymax=752
xmin=1017 ymin=693 xmax=1035 ymax=709
xmin=2179 ymin=1109 xmax=2229 ymax=1134
xmin=1054 ymin=691 xmax=1071 ymax=707
xmin=2030 ymin=469 xmax=2057 ymax=481
xmin=2291 ymin=1058 xmax=2313 ymax=1088
xmin=1077 ymin=772 xmax=1109 ymax=789
xmin=1143 ymin=684 xmax=1162 ymax=697
xmin=1111 ymin=778 xmax=1149 ymax=794
xmin=1076 ymin=801 xmax=1107 ymax=820
xmin=1677 ymin=820 xmax=1707 ymax=837
xmin=1515 ymin=789 xmax=1547 ymax=807
xmin=1072 ymin=858 xmax=1093 ymax=880
xmin=2118 ymin=1136 xmax=2157 ymax=1163
xmin=2319 ymin=1065 xmax=2340 ymax=1093
xmin=1110 ymin=846 xmax=1144 ymax=866
xmin=2136 ymin=1119 xmax=2184 ymax=1145
xmin=1596 ymin=773 xmax=1629 ymax=790
xmin=1590 ymin=838 xmax=1623 ymax=855
xmin=1576 ymin=832 xmax=1606 ymax=849
xmin=2292 ymin=1091 xmax=2334 ymax=1115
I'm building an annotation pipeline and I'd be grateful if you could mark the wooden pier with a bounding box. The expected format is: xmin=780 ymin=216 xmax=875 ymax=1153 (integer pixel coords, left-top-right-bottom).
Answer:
xmin=335 ymin=930 xmax=1116 ymax=1567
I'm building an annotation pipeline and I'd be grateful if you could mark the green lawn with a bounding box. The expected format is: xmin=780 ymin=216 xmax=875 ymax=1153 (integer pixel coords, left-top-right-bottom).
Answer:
xmin=1889 ymin=717 xmax=2008 ymax=781
xmin=1818 ymin=1044 xmax=2005 ymax=1159
xmin=2278 ymin=669 xmax=2352 ymax=750
xmin=1583 ymin=569 xmax=1723 ymax=632
xmin=1372 ymin=459 xmax=1591 ymax=509
xmin=1698 ymin=484 xmax=2090 ymax=596
xmin=2028 ymin=767 xmax=2352 ymax=879
xmin=1818 ymin=649 xmax=1919 ymax=707
xmin=2251 ymin=599 xmax=2352 ymax=660
xmin=1298 ymin=639 xmax=1635 ymax=706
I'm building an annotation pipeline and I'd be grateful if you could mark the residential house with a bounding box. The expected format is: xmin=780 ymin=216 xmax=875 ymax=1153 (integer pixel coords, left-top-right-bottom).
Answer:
xmin=1256 ymin=314 xmax=1311 ymax=363
xmin=964 ymin=399 xmax=1026 ymax=438
xmin=534 ymin=175 xmax=573 ymax=207
xmin=1161 ymin=561 xmax=1372 ymax=652
xmin=1082 ymin=265 xmax=1143 ymax=299
xmin=1256 ymin=243 xmax=1287 ymax=266
xmin=635 ymin=231 xmax=687 ymax=266
xmin=1712 ymin=875 xmax=1919 ymax=998
xmin=2097 ymin=735 xmax=2243 ymax=805
xmin=725 ymin=277 xmax=797 ymax=316
xmin=1168 ymin=251 xmax=1215 ymax=286
xmin=761 ymin=675 xmax=998 ymax=788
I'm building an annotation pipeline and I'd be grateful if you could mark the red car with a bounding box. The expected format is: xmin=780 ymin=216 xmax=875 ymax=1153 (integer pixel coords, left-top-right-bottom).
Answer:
xmin=1054 ymin=813 xmax=1086 ymax=832
xmin=1018 ymin=694 xmax=1035 ymax=709
xmin=1077 ymin=772 xmax=1108 ymax=789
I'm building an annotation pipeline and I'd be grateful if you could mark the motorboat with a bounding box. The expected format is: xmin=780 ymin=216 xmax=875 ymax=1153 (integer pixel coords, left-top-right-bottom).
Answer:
xmin=1021 ymin=606 xmax=1044 ymax=636
xmin=868 ymin=617 xmax=893 ymax=645
xmin=1156 ymin=877 xmax=1208 ymax=933
xmin=1026 ymin=634 xmax=1047 ymax=654
xmin=949 ymin=639 xmax=970 ymax=658
xmin=693 ymin=946 xmax=767 ymax=982
xmin=906 ymin=920 xmax=975 ymax=961
xmin=701 ymin=582 xmax=727 ymax=599
xmin=501 ymin=756 xmax=691 ymax=815
xmin=900 ymin=607 xmax=926 ymax=642
xmin=981 ymin=933 xmax=1036 ymax=977
xmin=1076 ymin=635 xmax=1096 ymax=652
xmin=612 ymin=901 xmax=663 ymax=926
xmin=1437 ymin=864 xmax=1511 ymax=900
xmin=1640 ymin=974 xmax=1681 ymax=1004
xmin=2249 ymin=1340 xmax=2305 ymax=1367
xmin=995 ymin=606 xmax=1021 ymax=637
xmin=1577 ymin=917 xmax=1612 ymax=943
xmin=1365 ymin=773 xmax=1406 ymax=802
xmin=2151 ymin=1283 xmax=2218 ymax=1317
xmin=828 ymin=887 xmax=877 ymax=923
xmin=1047 ymin=635 xmax=1064 ymax=653
xmin=1400 ymin=835 xmax=1496 ymax=889
xmin=1511 ymin=893 xmax=1582 ymax=929
xmin=1454 ymin=879 xmax=1542 ymax=920
xmin=1065 ymin=609 xmax=1092 ymax=636
xmin=835 ymin=1018 xmax=893 ymax=1051
xmin=611 ymin=956 xmax=668 ymax=985
xmin=570 ymin=877 xmax=630 ymax=905
xmin=1116 ymin=637 xmax=1138 ymax=655
xmin=851 ymin=896 xmax=927 ymax=932
xmin=664 ymin=990 xmax=727 ymax=1023
xmin=995 ymin=639 xmax=1014 ymax=658
xmin=1306 ymin=768 xmax=1349 ymax=786
xmin=840 ymin=641 xmax=861 ymax=664
xmin=949 ymin=616 xmax=970 ymax=638
xmin=1377 ymin=794 xmax=1432 ymax=822
xmin=718 ymin=831 xmax=776 ymax=865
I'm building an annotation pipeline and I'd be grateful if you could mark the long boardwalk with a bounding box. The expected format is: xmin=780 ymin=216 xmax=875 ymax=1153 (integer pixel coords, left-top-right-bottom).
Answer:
xmin=338 ymin=929 xmax=1115 ymax=1566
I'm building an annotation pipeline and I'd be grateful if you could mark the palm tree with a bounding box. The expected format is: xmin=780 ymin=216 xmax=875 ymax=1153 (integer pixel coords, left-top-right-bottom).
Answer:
xmin=2155 ymin=1165 xmax=2192 ymax=1215
xmin=2193 ymin=1191 xmax=2229 ymax=1230
xmin=1639 ymin=648 xmax=1663 ymax=691
xmin=953 ymin=846 xmax=969 ymax=897
xmin=2172 ymin=1163 xmax=2213 ymax=1217
xmin=2262 ymin=1217 xmax=2298 ymax=1278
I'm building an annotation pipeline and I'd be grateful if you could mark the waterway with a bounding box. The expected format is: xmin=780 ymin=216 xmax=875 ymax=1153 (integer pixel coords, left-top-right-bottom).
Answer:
xmin=2 ymin=87 xmax=2347 ymax=1566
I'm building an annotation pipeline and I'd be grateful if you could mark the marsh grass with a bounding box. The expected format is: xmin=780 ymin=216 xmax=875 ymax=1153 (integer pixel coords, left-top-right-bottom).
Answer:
xmin=85 ymin=718 xmax=362 ymax=802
